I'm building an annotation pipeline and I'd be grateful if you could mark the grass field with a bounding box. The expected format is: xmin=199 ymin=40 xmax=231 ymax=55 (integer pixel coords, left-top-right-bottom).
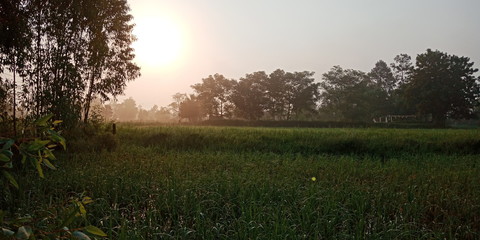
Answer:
xmin=10 ymin=126 xmax=480 ymax=239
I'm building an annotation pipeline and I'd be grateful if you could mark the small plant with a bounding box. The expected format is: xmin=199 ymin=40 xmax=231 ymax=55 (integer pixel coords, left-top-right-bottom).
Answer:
xmin=0 ymin=114 xmax=107 ymax=239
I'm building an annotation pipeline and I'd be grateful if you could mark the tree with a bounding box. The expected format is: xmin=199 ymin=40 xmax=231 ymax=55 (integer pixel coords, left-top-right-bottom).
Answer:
xmin=114 ymin=97 xmax=138 ymax=121
xmin=178 ymin=95 xmax=203 ymax=122
xmin=390 ymin=54 xmax=416 ymax=115
xmin=404 ymin=49 xmax=479 ymax=126
xmin=231 ymin=71 xmax=268 ymax=120
xmin=369 ymin=60 xmax=396 ymax=95
xmin=263 ymin=69 xmax=289 ymax=119
xmin=137 ymin=106 xmax=149 ymax=122
xmin=0 ymin=0 xmax=140 ymax=127
xmin=168 ymin=93 xmax=187 ymax=118
xmin=192 ymin=74 xmax=235 ymax=119
xmin=368 ymin=60 xmax=396 ymax=116
xmin=81 ymin=0 xmax=141 ymax=123
xmin=320 ymin=66 xmax=377 ymax=121
xmin=284 ymin=71 xmax=319 ymax=120
xmin=390 ymin=54 xmax=414 ymax=85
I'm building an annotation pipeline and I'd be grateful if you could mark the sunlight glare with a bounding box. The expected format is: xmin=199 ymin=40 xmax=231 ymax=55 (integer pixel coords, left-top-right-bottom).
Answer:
xmin=133 ymin=16 xmax=185 ymax=69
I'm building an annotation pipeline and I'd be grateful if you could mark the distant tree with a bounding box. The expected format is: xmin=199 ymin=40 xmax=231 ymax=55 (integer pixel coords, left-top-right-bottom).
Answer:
xmin=390 ymin=54 xmax=414 ymax=85
xmin=102 ymin=104 xmax=114 ymax=121
xmin=178 ymin=95 xmax=203 ymax=122
xmin=404 ymin=49 xmax=479 ymax=126
xmin=153 ymin=106 xmax=173 ymax=122
xmin=115 ymin=97 xmax=138 ymax=121
xmin=231 ymin=71 xmax=268 ymax=120
xmin=320 ymin=66 xmax=376 ymax=121
xmin=168 ymin=93 xmax=187 ymax=118
xmin=263 ymin=69 xmax=289 ymax=119
xmin=369 ymin=60 xmax=396 ymax=95
xmin=284 ymin=71 xmax=320 ymax=120
xmin=192 ymin=74 xmax=235 ymax=119
xmin=368 ymin=60 xmax=396 ymax=116
xmin=137 ymin=106 xmax=149 ymax=122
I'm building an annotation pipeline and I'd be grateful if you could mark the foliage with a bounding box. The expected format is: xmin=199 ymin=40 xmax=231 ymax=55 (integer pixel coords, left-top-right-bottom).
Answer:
xmin=231 ymin=71 xmax=268 ymax=120
xmin=178 ymin=95 xmax=203 ymax=122
xmin=0 ymin=0 xmax=140 ymax=127
xmin=192 ymin=73 xmax=236 ymax=119
xmin=0 ymin=115 xmax=107 ymax=239
xmin=404 ymin=49 xmax=480 ymax=126
xmin=319 ymin=66 xmax=378 ymax=121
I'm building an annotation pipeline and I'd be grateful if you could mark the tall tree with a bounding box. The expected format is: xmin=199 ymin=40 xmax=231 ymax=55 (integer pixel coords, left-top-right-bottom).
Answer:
xmin=114 ymin=97 xmax=137 ymax=121
xmin=179 ymin=95 xmax=203 ymax=122
xmin=390 ymin=54 xmax=414 ymax=85
xmin=81 ymin=0 xmax=140 ymax=123
xmin=192 ymin=74 xmax=235 ymax=119
xmin=169 ymin=92 xmax=187 ymax=118
xmin=231 ymin=71 xmax=268 ymax=120
xmin=284 ymin=71 xmax=319 ymax=120
xmin=368 ymin=60 xmax=396 ymax=116
xmin=263 ymin=69 xmax=288 ymax=119
xmin=404 ymin=49 xmax=479 ymax=126
xmin=369 ymin=60 xmax=396 ymax=95
xmin=320 ymin=66 xmax=376 ymax=121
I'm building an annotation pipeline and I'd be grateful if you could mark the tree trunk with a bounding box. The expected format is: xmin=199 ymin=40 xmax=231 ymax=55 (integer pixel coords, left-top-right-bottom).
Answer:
xmin=83 ymin=71 xmax=96 ymax=123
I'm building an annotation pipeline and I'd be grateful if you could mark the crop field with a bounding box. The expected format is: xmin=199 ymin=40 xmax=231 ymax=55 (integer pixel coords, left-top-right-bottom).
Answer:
xmin=11 ymin=126 xmax=480 ymax=239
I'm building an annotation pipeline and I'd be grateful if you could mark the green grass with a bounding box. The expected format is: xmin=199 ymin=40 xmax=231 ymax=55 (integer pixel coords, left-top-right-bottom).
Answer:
xmin=11 ymin=126 xmax=480 ymax=239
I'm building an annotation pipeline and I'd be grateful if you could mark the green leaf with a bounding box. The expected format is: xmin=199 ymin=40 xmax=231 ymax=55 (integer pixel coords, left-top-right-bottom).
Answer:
xmin=72 ymin=231 xmax=92 ymax=240
xmin=35 ymin=158 xmax=45 ymax=178
xmin=2 ymin=227 xmax=15 ymax=237
xmin=2 ymin=170 xmax=19 ymax=189
xmin=82 ymin=196 xmax=93 ymax=205
xmin=53 ymin=120 xmax=63 ymax=125
xmin=1 ymin=139 xmax=14 ymax=151
xmin=43 ymin=148 xmax=56 ymax=161
xmin=1 ymin=149 xmax=13 ymax=158
xmin=61 ymin=206 xmax=78 ymax=227
xmin=0 ymin=153 xmax=10 ymax=162
xmin=27 ymin=140 xmax=50 ymax=152
xmin=48 ymin=130 xmax=66 ymax=150
xmin=42 ymin=158 xmax=57 ymax=170
xmin=2 ymin=161 xmax=13 ymax=169
xmin=84 ymin=225 xmax=107 ymax=237
xmin=35 ymin=114 xmax=53 ymax=127
xmin=15 ymin=226 xmax=32 ymax=240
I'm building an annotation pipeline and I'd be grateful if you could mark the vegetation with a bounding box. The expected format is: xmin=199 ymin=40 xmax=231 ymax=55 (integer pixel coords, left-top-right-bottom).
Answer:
xmin=1 ymin=115 xmax=106 ymax=239
xmin=0 ymin=0 xmax=140 ymax=128
xmin=170 ymin=50 xmax=479 ymax=126
xmin=4 ymin=125 xmax=479 ymax=239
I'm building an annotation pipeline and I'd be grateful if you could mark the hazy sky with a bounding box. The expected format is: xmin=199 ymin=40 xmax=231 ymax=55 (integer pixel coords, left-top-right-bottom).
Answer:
xmin=122 ymin=0 xmax=480 ymax=109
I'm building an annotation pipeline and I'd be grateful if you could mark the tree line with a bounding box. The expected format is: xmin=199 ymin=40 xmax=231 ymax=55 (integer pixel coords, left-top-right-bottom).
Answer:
xmin=0 ymin=0 xmax=140 ymax=131
xmin=177 ymin=49 xmax=479 ymax=126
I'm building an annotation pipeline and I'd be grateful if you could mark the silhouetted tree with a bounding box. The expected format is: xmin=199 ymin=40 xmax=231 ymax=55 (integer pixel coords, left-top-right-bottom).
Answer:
xmin=231 ymin=71 xmax=268 ymax=120
xmin=192 ymin=74 xmax=235 ymax=119
xmin=169 ymin=92 xmax=188 ymax=118
xmin=179 ymin=95 xmax=203 ymax=122
xmin=263 ymin=69 xmax=288 ymax=119
xmin=391 ymin=54 xmax=414 ymax=85
xmin=320 ymin=66 xmax=376 ymax=121
xmin=115 ymin=97 xmax=138 ymax=121
xmin=284 ymin=71 xmax=319 ymax=120
xmin=404 ymin=49 xmax=479 ymax=126
xmin=368 ymin=60 xmax=396 ymax=116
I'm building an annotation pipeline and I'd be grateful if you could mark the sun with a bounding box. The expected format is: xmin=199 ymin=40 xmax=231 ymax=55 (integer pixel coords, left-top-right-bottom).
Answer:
xmin=132 ymin=16 xmax=185 ymax=68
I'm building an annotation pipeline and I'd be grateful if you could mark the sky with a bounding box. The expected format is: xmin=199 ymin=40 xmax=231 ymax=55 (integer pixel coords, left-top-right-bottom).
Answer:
xmin=121 ymin=0 xmax=480 ymax=109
